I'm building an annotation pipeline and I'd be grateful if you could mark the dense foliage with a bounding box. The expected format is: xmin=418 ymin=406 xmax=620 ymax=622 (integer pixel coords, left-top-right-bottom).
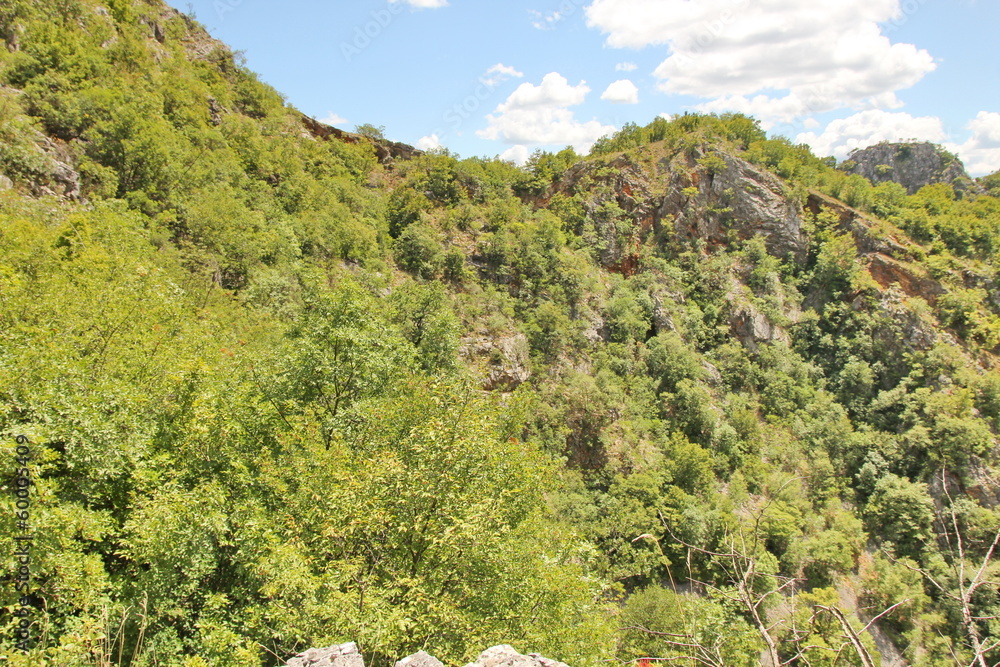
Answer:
xmin=2 ymin=2 xmax=1000 ymax=667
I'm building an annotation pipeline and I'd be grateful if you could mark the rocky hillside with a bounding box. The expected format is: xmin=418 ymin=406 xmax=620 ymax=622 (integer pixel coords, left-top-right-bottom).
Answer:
xmin=2 ymin=3 xmax=1000 ymax=667
xmin=843 ymin=141 xmax=981 ymax=195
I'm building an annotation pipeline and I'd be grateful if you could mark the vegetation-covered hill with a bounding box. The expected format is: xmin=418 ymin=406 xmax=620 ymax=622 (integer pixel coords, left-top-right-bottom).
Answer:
xmin=2 ymin=2 xmax=1000 ymax=666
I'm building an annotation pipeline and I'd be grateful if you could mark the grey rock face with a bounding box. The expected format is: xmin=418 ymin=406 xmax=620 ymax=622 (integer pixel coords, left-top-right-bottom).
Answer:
xmin=286 ymin=642 xmax=366 ymax=667
xmin=286 ymin=643 xmax=571 ymax=667
xmin=730 ymin=303 xmax=788 ymax=352
xmin=208 ymin=97 xmax=223 ymax=126
xmin=462 ymin=333 xmax=531 ymax=391
xmin=298 ymin=113 xmax=423 ymax=166
xmin=396 ymin=651 xmax=445 ymax=667
xmin=547 ymin=146 xmax=809 ymax=271
xmin=870 ymin=287 xmax=949 ymax=353
xmin=463 ymin=645 xmax=572 ymax=667
xmin=50 ymin=159 xmax=80 ymax=200
xmin=844 ymin=142 xmax=981 ymax=196
xmin=662 ymin=150 xmax=808 ymax=263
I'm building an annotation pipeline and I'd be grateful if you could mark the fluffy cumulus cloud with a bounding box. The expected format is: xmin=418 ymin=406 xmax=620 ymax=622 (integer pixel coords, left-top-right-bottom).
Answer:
xmin=319 ymin=112 xmax=348 ymax=126
xmin=478 ymin=73 xmax=617 ymax=151
xmin=585 ymin=0 xmax=936 ymax=123
xmin=417 ymin=134 xmax=443 ymax=150
xmin=500 ymin=145 xmax=532 ymax=165
xmin=601 ymin=79 xmax=640 ymax=104
xmin=795 ymin=110 xmax=947 ymax=160
xmin=389 ymin=0 xmax=448 ymax=8
xmin=949 ymin=112 xmax=1000 ymax=176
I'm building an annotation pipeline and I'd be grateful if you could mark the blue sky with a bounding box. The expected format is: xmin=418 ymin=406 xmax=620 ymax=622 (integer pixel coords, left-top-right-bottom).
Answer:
xmin=173 ymin=0 xmax=1000 ymax=175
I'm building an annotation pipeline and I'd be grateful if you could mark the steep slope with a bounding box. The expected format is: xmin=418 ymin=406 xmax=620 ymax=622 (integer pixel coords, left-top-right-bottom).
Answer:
xmin=2 ymin=4 xmax=1000 ymax=667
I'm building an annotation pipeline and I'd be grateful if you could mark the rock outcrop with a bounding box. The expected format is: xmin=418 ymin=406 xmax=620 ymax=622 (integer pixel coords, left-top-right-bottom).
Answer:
xmin=730 ymin=302 xmax=789 ymax=352
xmin=396 ymin=651 xmax=445 ymax=667
xmin=462 ymin=645 xmax=571 ymax=667
xmin=461 ymin=333 xmax=531 ymax=391
xmin=286 ymin=642 xmax=365 ymax=667
xmin=284 ymin=644 xmax=569 ymax=667
xmin=662 ymin=148 xmax=807 ymax=262
xmin=36 ymin=136 xmax=80 ymax=200
xmin=300 ymin=114 xmax=422 ymax=165
xmin=0 ymin=128 xmax=81 ymax=201
xmin=804 ymin=190 xmax=950 ymax=305
xmin=543 ymin=143 xmax=809 ymax=271
xmin=843 ymin=142 xmax=981 ymax=196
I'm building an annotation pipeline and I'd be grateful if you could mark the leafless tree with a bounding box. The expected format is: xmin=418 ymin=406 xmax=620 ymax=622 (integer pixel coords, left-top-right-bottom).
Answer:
xmin=649 ymin=483 xmax=901 ymax=667
xmin=890 ymin=468 xmax=1000 ymax=667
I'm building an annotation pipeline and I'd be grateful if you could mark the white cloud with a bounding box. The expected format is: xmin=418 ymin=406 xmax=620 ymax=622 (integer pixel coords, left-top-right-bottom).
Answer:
xmin=585 ymin=0 xmax=936 ymax=124
xmin=795 ymin=110 xmax=947 ymax=160
xmin=319 ymin=112 xmax=348 ymax=126
xmin=616 ymin=62 xmax=638 ymax=72
xmin=501 ymin=72 xmax=591 ymax=109
xmin=389 ymin=0 xmax=448 ymax=7
xmin=530 ymin=9 xmax=564 ymax=30
xmin=966 ymin=112 xmax=1000 ymax=151
xmin=482 ymin=63 xmax=524 ymax=87
xmin=478 ymin=72 xmax=617 ymax=152
xmin=948 ymin=112 xmax=1000 ymax=177
xmin=601 ymin=79 xmax=640 ymax=105
xmin=501 ymin=145 xmax=531 ymax=165
xmin=417 ymin=134 xmax=443 ymax=150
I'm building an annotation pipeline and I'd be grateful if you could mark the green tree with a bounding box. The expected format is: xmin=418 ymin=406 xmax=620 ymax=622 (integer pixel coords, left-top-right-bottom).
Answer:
xmin=865 ymin=474 xmax=934 ymax=558
xmin=269 ymin=280 xmax=415 ymax=448
xmin=394 ymin=223 xmax=445 ymax=279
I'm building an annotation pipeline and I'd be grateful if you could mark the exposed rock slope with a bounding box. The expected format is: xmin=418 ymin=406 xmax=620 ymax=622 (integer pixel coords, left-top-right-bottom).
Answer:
xmin=544 ymin=143 xmax=808 ymax=274
xmin=537 ymin=141 xmax=974 ymax=357
xmin=843 ymin=142 xmax=981 ymax=195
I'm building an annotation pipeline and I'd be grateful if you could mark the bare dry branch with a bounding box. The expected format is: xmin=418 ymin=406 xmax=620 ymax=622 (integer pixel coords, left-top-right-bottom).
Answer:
xmin=860 ymin=599 xmax=911 ymax=634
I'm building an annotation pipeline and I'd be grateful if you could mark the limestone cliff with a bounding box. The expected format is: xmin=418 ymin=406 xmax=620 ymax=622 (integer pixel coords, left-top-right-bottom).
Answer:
xmin=843 ymin=142 xmax=982 ymax=196
xmin=540 ymin=142 xmax=808 ymax=275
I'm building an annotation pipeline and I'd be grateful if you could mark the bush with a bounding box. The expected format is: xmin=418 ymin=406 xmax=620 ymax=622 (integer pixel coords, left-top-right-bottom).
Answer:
xmin=394 ymin=223 xmax=445 ymax=279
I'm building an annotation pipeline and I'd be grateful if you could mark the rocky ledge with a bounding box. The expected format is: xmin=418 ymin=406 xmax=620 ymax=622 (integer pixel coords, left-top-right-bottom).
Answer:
xmin=284 ymin=642 xmax=571 ymax=667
